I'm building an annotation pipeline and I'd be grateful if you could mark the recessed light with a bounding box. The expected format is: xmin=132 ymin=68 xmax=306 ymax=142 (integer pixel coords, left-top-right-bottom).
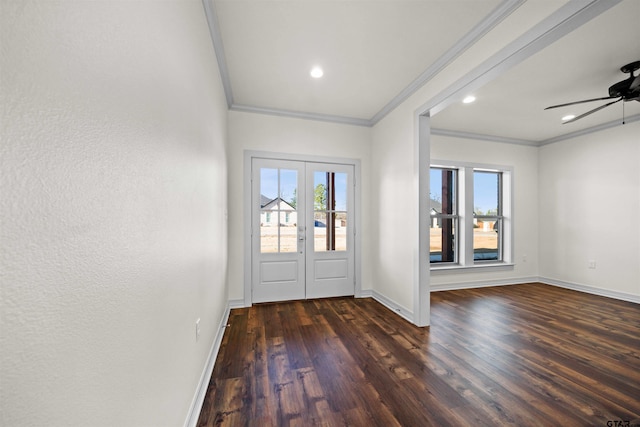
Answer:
xmin=562 ymin=114 xmax=575 ymax=121
xmin=310 ymin=66 xmax=324 ymax=78
xmin=462 ymin=95 xmax=476 ymax=104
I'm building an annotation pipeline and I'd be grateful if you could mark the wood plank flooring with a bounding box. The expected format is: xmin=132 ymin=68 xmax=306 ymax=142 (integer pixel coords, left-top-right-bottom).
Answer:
xmin=197 ymin=283 xmax=640 ymax=426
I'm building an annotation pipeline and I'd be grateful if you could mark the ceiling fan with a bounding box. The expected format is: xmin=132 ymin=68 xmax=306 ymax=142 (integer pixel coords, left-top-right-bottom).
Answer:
xmin=545 ymin=60 xmax=640 ymax=124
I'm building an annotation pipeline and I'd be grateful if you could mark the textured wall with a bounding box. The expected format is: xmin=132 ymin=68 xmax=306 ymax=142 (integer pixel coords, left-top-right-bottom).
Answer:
xmin=0 ymin=1 xmax=228 ymax=426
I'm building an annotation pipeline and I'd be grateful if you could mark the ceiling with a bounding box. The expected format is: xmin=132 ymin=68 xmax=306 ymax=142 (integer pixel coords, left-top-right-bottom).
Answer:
xmin=207 ymin=0 xmax=640 ymax=144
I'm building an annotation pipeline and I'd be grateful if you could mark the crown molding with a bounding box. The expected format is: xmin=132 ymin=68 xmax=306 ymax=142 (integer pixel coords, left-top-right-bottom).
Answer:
xmin=538 ymin=113 xmax=640 ymax=146
xmin=370 ymin=0 xmax=525 ymax=125
xmin=433 ymin=112 xmax=639 ymax=146
xmin=230 ymin=104 xmax=372 ymax=127
xmin=202 ymin=0 xmax=233 ymax=108
xmin=431 ymin=128 xmax=538 ymax=146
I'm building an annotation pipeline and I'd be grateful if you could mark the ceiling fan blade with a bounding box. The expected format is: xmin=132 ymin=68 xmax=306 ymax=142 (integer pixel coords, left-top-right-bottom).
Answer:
xmin=563 ymin=98 xmax=622 ymax=124
xmin=630 ymin=75 xmax=640 ymax=91
xmin=545 ymin=96 xmax=619 ymax=110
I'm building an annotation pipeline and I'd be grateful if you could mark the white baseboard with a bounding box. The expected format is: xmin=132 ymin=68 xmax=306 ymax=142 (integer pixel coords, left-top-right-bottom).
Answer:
xmin=358 ymin=289 xmax=372 ymax=298
xmin=361 ymin=277 xmax=638 ymax=327
xmin=184 ymin=303 xmax=232 ymax=427
xmin=228 ymin=298 xmax=246 ymax=309
xmin=358 ymin=290 xmax=414 ymax=324
xmin=539 ymin=277 xmax=640 ymax=304
xmin=430 ymin=276 xmax=539 ymax=292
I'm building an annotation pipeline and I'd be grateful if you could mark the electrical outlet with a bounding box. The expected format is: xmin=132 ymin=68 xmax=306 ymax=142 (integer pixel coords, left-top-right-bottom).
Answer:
xmin=588 ymin=260 xmax=596 ymax=269
xmin=195 ymin=318 xmax=201 ymax=342
xmin=522 ymin=254 xmax=527 ymax=263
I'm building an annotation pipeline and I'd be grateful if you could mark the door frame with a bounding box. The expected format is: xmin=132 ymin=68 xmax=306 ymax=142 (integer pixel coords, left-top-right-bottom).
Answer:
xmin=243 ymin=150 xmax=362 ymax=306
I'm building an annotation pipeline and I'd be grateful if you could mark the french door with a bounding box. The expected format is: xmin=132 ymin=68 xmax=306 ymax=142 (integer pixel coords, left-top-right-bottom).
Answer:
xmin=251 ymin=158 xmax=355 ymax=303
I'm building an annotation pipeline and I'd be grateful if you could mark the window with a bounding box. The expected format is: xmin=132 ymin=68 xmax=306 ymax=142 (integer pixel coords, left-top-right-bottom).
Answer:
xmin=430 ymin=168 xmax=458 ymax=263
xmin=430 ymin=162 xmax=512 ymax=269
xmin=473 ymin=171 xmax=502 ymax=262
xmin=259 ymin=168 xmax=298 ymax=253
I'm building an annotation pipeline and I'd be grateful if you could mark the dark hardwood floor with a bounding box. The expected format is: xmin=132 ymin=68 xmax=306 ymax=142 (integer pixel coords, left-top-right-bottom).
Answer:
xmin=197 ymin=283 xmax=640 ymax=426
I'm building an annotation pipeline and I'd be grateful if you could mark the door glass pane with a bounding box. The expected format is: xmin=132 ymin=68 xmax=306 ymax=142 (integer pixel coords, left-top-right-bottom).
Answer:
xmin=280 ymin=169 xmax=298 ymax=207
xmin=314 ymin=212 xmax=327 ymax=252
xmin=260 ymin=220 xmax=277 ymax=253
xmin=334 ymin=173 xmax=347 ymax=210
xmin=313 ymin=172 xmax=329 ymax=211
xmin=280 ymin=223 xmax=297 ymax=253
xmin=313 ymin=171 xmax=347 ymax=252
xmin=260 ymin=167 xmax=298 ymax=253
xmin=260 ymin=168 xmax=277 ymax=253
xmin=260 ymin=168 xmax=278 ymax=200
xmin=334 ymin=213 xmax=347 ymax=251
xmin=279 ymin=169 xmax=298 ymax=253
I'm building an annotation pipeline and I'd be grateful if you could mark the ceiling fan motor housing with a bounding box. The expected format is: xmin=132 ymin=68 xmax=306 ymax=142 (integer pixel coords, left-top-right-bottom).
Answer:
xmin=608 ymin=79 xmax=631 ymax=98
xmin=610 ymin=60 xmax=640 ymax=101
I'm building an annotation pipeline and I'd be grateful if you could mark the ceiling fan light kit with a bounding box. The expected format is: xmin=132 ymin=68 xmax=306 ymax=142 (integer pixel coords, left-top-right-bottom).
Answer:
xmin=544 ymin=60 xmax=640 ymax=124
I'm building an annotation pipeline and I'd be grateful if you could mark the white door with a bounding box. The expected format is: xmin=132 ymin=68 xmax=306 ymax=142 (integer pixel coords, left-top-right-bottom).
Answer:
xmin=251 ymin=158 xmax=306 ymax=303
xmin=305 ymin=162 xmax=355 ymax=299
xmin=251 ymin=158 xmax=355 ymax=303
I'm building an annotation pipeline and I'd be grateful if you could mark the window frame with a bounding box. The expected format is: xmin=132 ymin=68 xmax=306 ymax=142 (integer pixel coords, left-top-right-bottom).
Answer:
xmin=429 ymin=167 xmax=459 ymax=265
xmin=430 ymin=160 xmax=513 ymax=271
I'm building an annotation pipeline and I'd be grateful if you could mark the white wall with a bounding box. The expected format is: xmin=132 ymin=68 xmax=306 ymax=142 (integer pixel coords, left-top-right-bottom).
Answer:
xmin=539 ymin=122 xmax=640 ymax=300
xmin=430 ymin=136 xmax=540 ymax=289
xmin=227 ymin=111 xmax=372 ymax=302
xmin=0 ymin=2 xmax=228 ymax=426
xmin=370 ymin=105 xmax=419 ymax=314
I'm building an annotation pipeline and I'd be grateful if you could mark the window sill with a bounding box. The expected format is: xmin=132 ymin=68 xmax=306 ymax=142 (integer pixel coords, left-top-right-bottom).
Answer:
xmin=430 ymin=262 xmax=515 ymax=274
